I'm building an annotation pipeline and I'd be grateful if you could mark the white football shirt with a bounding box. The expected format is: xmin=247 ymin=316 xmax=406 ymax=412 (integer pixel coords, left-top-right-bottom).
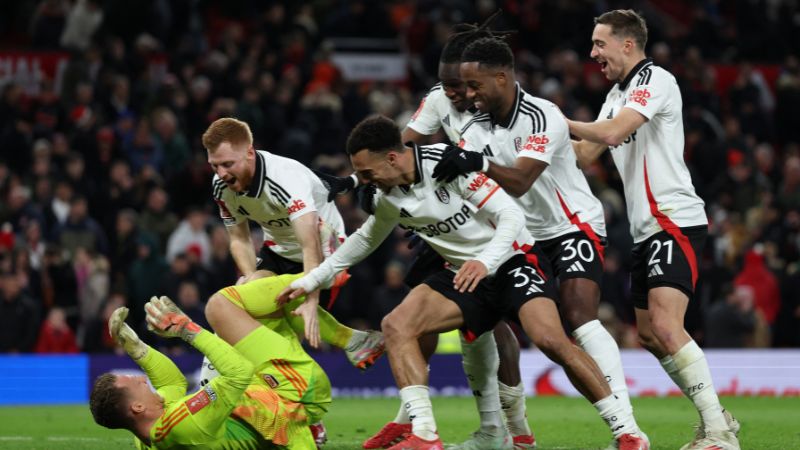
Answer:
xmin=406 ymin=83 xmax=477 ymax=144
xmin=460 ymin=84 xmax=607 ymax=241
xmin=304 ymin=143 xmax=533 ymax=285
xmin=598 ymin=58 xmax=707 ymax=243
xmin=212 ymin=150 xmax=346 ymax=262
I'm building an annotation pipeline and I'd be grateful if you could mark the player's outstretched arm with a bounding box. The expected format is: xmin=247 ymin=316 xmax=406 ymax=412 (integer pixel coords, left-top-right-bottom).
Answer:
xmin=313 ymin=169 xmax=358 ymax=202
xmin=291 ymin=212 xmax=325 ymax=348
xmin=566 ymin=108 xmax=646 ymax=147
xmin=227 ymin=221 xmax=257 ymax=276
xmin=109 ymin=306 xmax=187 ymax=400
xmin=572 ymin=139 xmax=610 ymax=168
xmin=146 ymin=296 xmax=254 ymax=390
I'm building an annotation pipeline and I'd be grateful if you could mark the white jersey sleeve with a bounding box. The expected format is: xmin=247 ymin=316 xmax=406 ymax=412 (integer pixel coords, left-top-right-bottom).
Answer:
xmin=516 ymin=101 xmax=569 ymax=166
xmin=453 ymin=172 xmax=526 ymax=274
xmin=621 ymin=67 xmax=672 ymax=121
xmin=264 ymin=165 xmax=318 ymax=222
xmin=406 ymin=84 xmax=444 ymax=136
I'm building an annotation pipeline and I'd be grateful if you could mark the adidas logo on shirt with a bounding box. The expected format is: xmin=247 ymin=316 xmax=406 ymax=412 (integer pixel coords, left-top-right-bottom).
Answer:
xmin=648 ymin=264 xmax=664 ymax=278
xmin=565 ymin=261 xmax=586 ymax=273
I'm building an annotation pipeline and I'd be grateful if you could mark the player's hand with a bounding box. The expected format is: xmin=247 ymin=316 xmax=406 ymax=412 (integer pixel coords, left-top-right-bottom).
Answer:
xmin=313 ymin=169 xmax=358 ymax=202
xmin=356 ymin=183 xmax=377 ymax=215
xmin=109 ymin=307 xmax=148 ymax=360
xmin=432 ymin=145 xmax=486 ymax=183
xmin=453 ymin=260 xmax=489 ymax=293
xmin=292 ymin=294 xmax=321 ymax=348
xmin=145 ymin=296 xmax=201 ymax=341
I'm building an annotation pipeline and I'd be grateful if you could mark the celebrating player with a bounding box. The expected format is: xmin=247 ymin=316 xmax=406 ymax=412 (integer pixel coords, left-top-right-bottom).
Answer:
xmin=202 ymin=117 xmax=383 ymax=365
xmin=430 ymin=35 xmax=640 ymax=448
xmin=566 ymin=9 xmax=740 ymax=450
xmin=90 ymin=273 xmax=331 ymax=449
xmin=281 ymin=116 xmax=647 ymax=450
xmin=318 ymin=16 xmax=537 ymax=449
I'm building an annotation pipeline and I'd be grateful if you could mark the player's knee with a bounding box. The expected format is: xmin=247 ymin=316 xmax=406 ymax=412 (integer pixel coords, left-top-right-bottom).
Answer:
xmin=381 ymin=310 xmax=415 ymax=343
xmin=648 ymin=315 xmax=682 ymax=348
xmin=531 ymin=331 xmax=569 ymax=360
xmin=205 ymin=293 xmax=229 ymax=328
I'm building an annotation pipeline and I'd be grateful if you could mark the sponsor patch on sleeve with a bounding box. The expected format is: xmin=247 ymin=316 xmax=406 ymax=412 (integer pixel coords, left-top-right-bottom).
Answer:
xmin=185 ymin=390 xmax=211 ymax=414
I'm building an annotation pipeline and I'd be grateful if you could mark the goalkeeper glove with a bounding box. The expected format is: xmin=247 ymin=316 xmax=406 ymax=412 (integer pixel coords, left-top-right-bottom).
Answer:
xmin=145 ymin=296 xmax=201 ymax=342
xmin=109 ymin=307 xmax=149 ymax=360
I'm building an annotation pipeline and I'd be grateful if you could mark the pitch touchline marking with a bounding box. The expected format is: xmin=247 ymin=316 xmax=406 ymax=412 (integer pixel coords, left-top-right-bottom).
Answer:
xmin=0 ymin=437 xmax=33 ymax=441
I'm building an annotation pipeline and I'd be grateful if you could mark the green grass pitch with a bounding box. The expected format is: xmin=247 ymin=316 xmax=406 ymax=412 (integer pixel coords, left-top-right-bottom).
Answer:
xmin=0 ymin=396 xmax=797 ymax=449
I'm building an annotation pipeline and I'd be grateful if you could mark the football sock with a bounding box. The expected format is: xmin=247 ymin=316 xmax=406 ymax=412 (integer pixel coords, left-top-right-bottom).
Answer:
xmin=499 ymin=381 xmax=531 ymax=436
xmin=573 ymin=319 xmax=633 ymax=415
xmin=399 ymin=385 xmax=438 ymax=440
xmin=593 ymin=394 xmax=639 ymax=439
xmin=462 ymin=331 xmax=505 ymax=434
xmin=672 ymin=340 xmax=727 ymax=432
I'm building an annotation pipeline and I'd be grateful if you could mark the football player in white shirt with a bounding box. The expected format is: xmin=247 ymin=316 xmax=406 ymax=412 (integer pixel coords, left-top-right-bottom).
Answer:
xmin=201 ymin=118 xmax=385 ymax=447
xmin=566 ymin=10 xmax=740 ymax=450
xmin=282 ymin=116 xmax=646 ymax=450
xmin=317 ymin=17 xmax=537 ymax=450
xmin=431 ymin=36 xmax=645 ymax=450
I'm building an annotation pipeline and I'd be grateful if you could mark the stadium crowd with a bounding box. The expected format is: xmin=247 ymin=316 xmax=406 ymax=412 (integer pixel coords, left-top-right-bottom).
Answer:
xmin=1 ymin=0 xmax=799 ymax=357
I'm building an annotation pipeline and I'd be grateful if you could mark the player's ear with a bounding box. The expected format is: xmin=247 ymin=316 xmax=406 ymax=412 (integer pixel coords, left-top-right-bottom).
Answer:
xmin=130 ymin=401 xmax=145 ymax=415
xmin=495 ymin=70 xmax=508 ymax=87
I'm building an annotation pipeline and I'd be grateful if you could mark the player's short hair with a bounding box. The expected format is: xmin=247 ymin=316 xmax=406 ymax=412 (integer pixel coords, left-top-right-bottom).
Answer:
xmin=440 ymin=10 xmax=513 ymax=64
xmin=202 ymin=117 xmax=253 ymax=152
xmin=461 ymin=37 xmax=515 ymax=70
xmin=346 ymin=115 xmax=402 ymax=156
xmin=594 ymin=9 xmax=648 ymax=50
xmin=89 ymin=373 xmax=131 ymax=429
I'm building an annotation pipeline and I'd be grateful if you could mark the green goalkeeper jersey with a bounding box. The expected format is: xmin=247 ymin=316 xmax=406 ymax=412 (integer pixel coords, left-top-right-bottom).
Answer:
xmin=133 ymin=330 xmax=312 ymax=449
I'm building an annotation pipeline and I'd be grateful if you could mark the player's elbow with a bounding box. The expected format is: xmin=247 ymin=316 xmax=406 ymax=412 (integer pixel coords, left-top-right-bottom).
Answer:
xmin=507 ymin=177 xmax=536 ymax=197
xmin=602 ymin=132 xmax=625 ymax=147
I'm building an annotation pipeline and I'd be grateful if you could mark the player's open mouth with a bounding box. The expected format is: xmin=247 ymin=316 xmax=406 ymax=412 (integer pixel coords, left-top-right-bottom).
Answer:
xmin=224 ymin=178 xmax=236 ymax=186
xmin=599 ymin=61 xmax=608 ymax=70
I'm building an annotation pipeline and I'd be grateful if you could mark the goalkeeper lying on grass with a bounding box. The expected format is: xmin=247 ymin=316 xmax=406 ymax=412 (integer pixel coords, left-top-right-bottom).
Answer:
xmin=89 ymin=273 xmax=331 ymax=449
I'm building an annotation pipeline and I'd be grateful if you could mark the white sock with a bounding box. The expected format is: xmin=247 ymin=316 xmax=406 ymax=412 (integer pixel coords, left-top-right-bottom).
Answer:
xmin=461 ymin=332 xmax=505 ymax=434
xmin=400 ymin=385 xmax=437 ymax=440
xmin=573 ymin=320 xmax=633 ymax=415
xmin=593 ymin=394 xmax=639 ymax=438
xmin=345 ymin=329 xmax=368 ymax=351
xmin=672 ymin=340 xmax=727 ymax=431
xmin=394 ymin=364 xmax=430 ymax=424
xmin=393 ymin=401 xmax=410 ymax=424
xmin=499 ymin=381 xmax=531 ymax=436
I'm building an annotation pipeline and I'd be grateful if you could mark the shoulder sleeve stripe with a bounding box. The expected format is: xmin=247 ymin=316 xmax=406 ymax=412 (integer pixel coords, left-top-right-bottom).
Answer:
xmin=519 ymin=101 xmax=547 ymax=134
xmin=154 ymin=410 xmax=190 ymax=442
xmin=459 ymin=114 xmax=491 ymax=135
xmin=266 ymin=177 xmax=291 ymax=204
xmin=636 ymin=67 xmax=652 ymax=86
xmin=212 ymin=181 xmax=227 ymax=200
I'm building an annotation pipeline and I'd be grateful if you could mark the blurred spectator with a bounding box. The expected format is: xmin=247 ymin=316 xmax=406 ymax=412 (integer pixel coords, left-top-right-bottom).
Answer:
xmin=705 ymin=285 xmax=757 ymax=348
xmin=207 ymin=224 xmax=238 ymax=293
xmin=34 ymin=307 xmax=79 ymax=353
xmin=108 ymin=208 xmax=139 ymax=290
xmin=368 ymin=260 xmax=409 ymax=329
xmin=41 ymin=245 xmax=78 ymax=313
xmin=127 ymin=232 xmax=168 ymax=330
xmin=60 ymin=0 xmax=103 ymax=51
xmin=0 ymin=272 xmax=39 ymax=352
xmin=52 ymin=195 xmax=109 ymax=259
xmin=166 ymin=208 xmax=211 ymax=267
xmin=74 ymin=247 xmax=110 ymax=335
xmin=734 ymin=246 xmax=781 ymax=327
xmin=138 ymin=187 xmax=178 ymax=252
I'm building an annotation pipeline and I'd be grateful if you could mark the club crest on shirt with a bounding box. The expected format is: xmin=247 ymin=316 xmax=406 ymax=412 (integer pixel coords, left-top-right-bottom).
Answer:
xmin=514 ymin=137 xmax=522 ymax=153
xmin=435 ymin=187 xmax=450 ymax=204
xmin=262 ymin=373 xmax=280 ymax=389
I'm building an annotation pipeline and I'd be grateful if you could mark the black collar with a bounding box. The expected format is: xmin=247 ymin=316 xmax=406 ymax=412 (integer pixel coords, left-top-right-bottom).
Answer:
xmin=491 ymin=83 xmax=522 ymax=129
xmin=618 ymin=58 xmax=654 ymax=91
xmin=243 ymin=151 xmax=265 ymax=197
xmin=408 ymin=141 xmax=422 ymax=187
